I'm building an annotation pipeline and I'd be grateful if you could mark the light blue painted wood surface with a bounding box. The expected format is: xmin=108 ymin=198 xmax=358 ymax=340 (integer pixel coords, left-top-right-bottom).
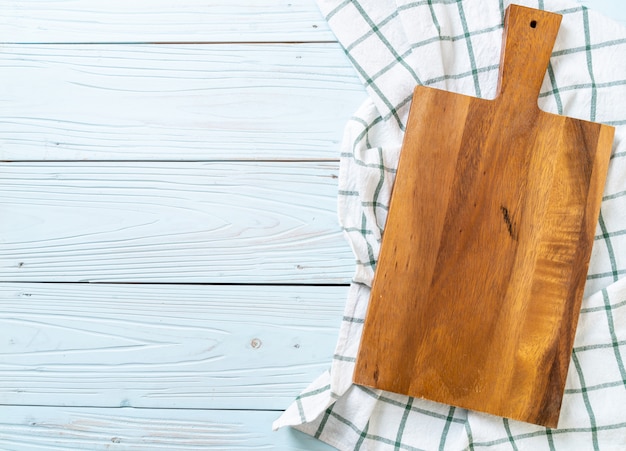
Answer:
xmin=0 ymin=0 xmax=334 ymax=43
xmin=0 ymin=44 xmax=365 ymax=161
xmin=0 ymin=407 xmax=332 ymax=450
xmin=0 ymin=283 xmax=347 ymax=410
xmin=0 ymin=162 xmax=353 ymax=283
xmin=1 ymin=1 xmax=623 ymax=450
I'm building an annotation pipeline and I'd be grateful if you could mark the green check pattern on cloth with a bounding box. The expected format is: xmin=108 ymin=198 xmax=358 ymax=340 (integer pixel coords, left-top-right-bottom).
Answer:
xmin=274 ymin=0 xmax=626 ymax=449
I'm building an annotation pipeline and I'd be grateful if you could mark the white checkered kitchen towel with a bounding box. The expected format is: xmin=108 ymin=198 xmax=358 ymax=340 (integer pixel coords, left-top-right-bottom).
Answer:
xmin=274 ymin=0 xmax=626 ymax=449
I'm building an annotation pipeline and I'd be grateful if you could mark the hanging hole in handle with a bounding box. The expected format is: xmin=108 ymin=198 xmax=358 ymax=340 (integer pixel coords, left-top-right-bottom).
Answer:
xmin=530 ymin=20 xmax=537 ymax=28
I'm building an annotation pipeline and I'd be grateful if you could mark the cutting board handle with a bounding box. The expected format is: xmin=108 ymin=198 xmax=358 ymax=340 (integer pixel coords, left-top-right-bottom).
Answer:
xmin=497 ymin=5 xmax=562 ymax=104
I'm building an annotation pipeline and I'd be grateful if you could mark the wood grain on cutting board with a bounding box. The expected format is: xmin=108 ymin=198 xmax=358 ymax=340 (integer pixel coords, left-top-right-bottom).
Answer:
xmin=354 ymin=5 xmax=614 ymax=428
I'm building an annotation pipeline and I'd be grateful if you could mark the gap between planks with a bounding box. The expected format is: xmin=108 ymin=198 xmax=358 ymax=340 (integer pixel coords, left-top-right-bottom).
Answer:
xmin=0 ymin=281 xmax=351 ymax=287
xmin=2 ymin=41 xmax=339 ymax=45
xmin=1 ymin=159 xmax=341 ymax=164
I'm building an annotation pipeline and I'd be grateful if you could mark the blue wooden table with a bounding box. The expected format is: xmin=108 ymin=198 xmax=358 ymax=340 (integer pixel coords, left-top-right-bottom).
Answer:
xmin=0 ymin=1 xmax=623 ymax=449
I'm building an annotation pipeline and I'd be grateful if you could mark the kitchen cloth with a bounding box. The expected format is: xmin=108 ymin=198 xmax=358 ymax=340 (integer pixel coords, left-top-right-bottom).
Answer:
xmin=274 ymin=0 xmax=626 ymax=449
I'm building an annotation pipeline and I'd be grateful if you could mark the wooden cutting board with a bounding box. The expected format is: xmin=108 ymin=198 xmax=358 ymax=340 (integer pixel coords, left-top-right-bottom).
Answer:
xmin=353 ymin=4 xmax=614 ymax=428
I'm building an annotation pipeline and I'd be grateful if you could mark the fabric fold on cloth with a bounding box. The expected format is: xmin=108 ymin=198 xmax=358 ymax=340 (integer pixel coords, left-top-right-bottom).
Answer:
xmin=274 ymin=1 xmax=626 ymax=449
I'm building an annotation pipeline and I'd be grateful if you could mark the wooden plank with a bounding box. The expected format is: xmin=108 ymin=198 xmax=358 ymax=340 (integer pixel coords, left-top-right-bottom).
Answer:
xmin=0 ymin=283 xmax=346 ymax=410
xmin=0 ymin=162 xmax=353 ymax=283
xmin=0 ymin=0 xmax=333 ymax=43
xmin=354 ymin=6 xmax=614 ymax=428
xmin=0 ymin=406 xmax=335 ymax=450
xmin=0 ymin=43 xmax=364 ymax=161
